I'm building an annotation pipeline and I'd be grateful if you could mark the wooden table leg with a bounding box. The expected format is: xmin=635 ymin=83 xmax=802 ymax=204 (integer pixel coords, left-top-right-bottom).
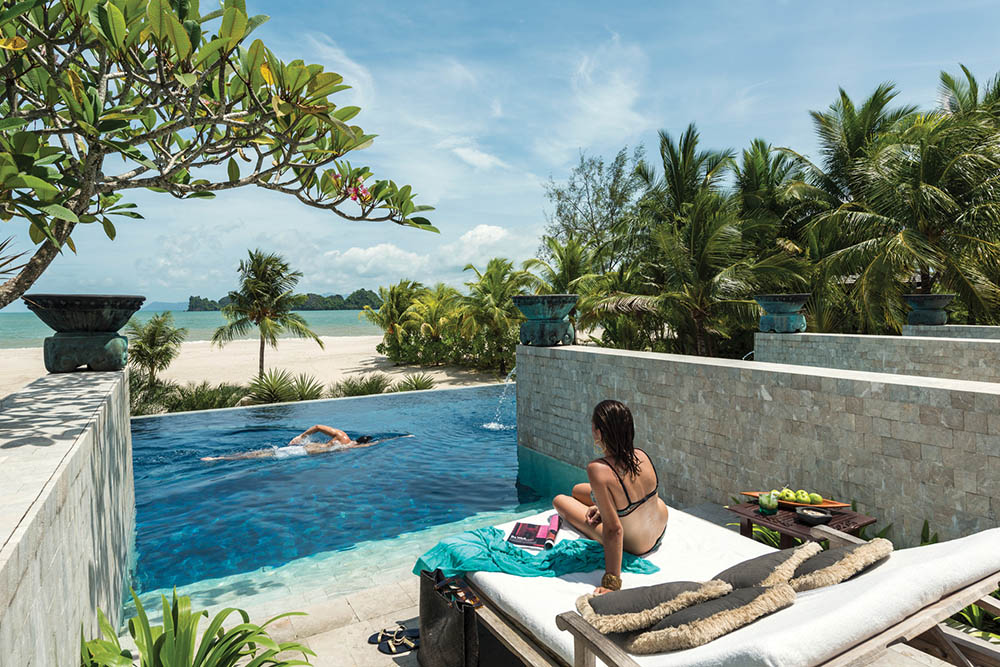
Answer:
xmin=740 ymin=518 xmax=752 ymax=538
xmin=779 ymin=531 xmax=797 ymax=549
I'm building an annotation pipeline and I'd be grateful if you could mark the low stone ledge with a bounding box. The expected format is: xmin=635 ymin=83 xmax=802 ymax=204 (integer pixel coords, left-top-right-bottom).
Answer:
xmin=0 ymin=371 xmax=133 ymax=666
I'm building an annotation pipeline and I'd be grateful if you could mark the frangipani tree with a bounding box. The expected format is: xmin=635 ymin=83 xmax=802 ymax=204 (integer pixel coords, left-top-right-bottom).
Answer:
xmin=0 ymin=0 xmax=435 ymax=308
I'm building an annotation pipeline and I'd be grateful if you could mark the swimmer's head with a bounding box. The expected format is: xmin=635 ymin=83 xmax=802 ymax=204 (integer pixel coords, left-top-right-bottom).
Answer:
xmin=356 ymin=435 xmax=373 ymax=444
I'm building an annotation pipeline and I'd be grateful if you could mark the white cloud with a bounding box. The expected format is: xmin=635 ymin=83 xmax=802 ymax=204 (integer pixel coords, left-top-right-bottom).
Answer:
xmin=451 ymin=146 xmax=509 ymax=170
xmin=533 ymin=34 xmax=653 ymax=164
xmin=491 ymin=98 xmax=503 ymax=118
xmin=323 ymin=243 xmax=430 ymax=276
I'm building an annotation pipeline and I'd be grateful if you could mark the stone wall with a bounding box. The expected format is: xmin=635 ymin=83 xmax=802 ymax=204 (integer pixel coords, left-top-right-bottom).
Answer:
xmin=516 ymin=345 xmax=1000 ymax=546
xmin=902 ymin=324 xmax=1000 ymax=339
xmin=0 ymin=372 xmax=134 ymax=667
xmin=754 ymin=332 xmax=1000 ymax=384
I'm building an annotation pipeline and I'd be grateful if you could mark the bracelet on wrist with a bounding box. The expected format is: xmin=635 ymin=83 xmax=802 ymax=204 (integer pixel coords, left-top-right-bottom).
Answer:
xmin=601 ymin=572 xmax=622 ymax=591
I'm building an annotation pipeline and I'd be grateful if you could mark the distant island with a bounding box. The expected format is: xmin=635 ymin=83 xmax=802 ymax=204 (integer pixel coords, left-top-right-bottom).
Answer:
xmin=188 ymin=289 xmax=382 ymax=312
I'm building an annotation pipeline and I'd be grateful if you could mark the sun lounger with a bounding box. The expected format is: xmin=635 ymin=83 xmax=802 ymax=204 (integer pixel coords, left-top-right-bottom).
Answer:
xmin=465 ymin=507 xmax=1000 ymax=666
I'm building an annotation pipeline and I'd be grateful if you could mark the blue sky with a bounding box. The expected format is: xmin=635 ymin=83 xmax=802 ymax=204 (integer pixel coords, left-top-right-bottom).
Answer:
xmin=5 ymin=0 xmax=1000 ymax=310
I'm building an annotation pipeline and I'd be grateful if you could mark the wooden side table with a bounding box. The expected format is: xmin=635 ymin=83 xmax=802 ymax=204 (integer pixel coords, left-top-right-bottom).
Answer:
xmin=726 ymin=502 xmax=877 ymax=549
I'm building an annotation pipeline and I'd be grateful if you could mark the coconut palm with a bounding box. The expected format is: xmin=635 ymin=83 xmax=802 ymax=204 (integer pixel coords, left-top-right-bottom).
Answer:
xmin=459 ymin=258 xmax=533 ymax=374
xmin=594 ymin=192 xmax=803 ymax=356
xmin=635 ymin=123 xmax=735 ymax=226
xmin=125 ymin=312 xmax=188 ymax=389
xmin=403 ymin=283 xmax=460 ymax=364
xmin=815 ymin=112 xmax=1000 ymax=329
xmin=363 ymin=279 xmax=425 ymax=362
xmin=938 ymin=65 xmax=1000 ymax=119
xmin=523 ymin=236 xmax=594 ymax=295
xmin=212 ymin=249 xmax=323 ymax=377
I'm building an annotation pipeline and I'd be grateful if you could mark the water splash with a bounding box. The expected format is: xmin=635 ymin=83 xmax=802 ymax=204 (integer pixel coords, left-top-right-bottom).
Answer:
xmin=482 ymin=367 xmax=516 ymax=430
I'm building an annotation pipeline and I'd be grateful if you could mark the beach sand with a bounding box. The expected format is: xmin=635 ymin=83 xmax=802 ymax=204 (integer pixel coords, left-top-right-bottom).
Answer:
xmin=0 ymin=335 xmax=499 ymax=399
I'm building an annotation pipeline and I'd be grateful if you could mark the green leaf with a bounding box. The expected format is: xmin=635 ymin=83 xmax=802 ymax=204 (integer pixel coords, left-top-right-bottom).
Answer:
xmin=10 ymin=174 xmax=57 ymax=199
xmin=164 ymin=11 xmax=192 ymax=58
xmin=227 ymin=157 xmax=239 ymax=183
xmin=332 ymin=105 xmax=360 ymax=122
xmin=28 ymin=222 xmax=44 ymax=244
xmin=0 ymin=0 xmax=41 ymax=26
xmin=39 ymin=203 xmax=80 ymax=222
xmin=0 ymin=117 xmax=28 ymax=131
xmin=105 ymin=2 xmax=127 ymax=48
xmin=219 ymin=6 xmax=246 ymax=49
xmin=174 ymin=72 xmax=197 ymax=87
xmin=185 ymin=190 xmax=215 ymax=199
xmin=101 ymin=218 xmax=116 ymax=240
xmin=193 ymin=35 xmax=227 ymax=67
xmin=145 ymin=0 xmax=166 ymax=38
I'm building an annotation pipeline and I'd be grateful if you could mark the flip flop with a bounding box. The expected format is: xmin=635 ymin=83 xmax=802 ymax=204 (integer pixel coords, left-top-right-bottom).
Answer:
xmin=378 ymin=634 xmax=420 ymax=654
xmin=367 ymin=625 xmax=418 ymax=645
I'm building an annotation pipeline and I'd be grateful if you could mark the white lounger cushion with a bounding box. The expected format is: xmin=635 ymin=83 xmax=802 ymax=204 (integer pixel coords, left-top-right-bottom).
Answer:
xmin=467 ymin=508 xmax=1000 ymax=666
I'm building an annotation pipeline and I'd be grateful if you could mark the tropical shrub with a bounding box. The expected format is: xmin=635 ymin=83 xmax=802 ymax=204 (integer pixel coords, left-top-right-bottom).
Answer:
xmin=392 ymin=373 xmax=436 ymax=392
xmin=0 ymin=0 xmax=434 ymax=310
xmin=128 ymin=370 xmax=177 ymax=416
xmin=81 ymin=589 xmax=313 ymax=666
xmin=169 ymin=382 xmax=247 ymax=412
xmin=125 ymin=313 xmax=188 ymax=388
xmin=329 ymin=373 xmax=394 ymax=397
xmin=247 ymin=369 xmax=297 ymax=404
xmin=291 ymin=373 xmax=325 ymax=401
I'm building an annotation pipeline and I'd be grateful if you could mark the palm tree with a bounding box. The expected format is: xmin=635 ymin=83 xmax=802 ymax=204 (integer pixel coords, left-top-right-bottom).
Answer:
xmin=125 ymin=312 xmax=188 ymax=388
xmin=362 ymin=279 xmax=425 ymax=362
xmin=459 ymin=258 xmax=533 ymax=374
xmin=815 ymin=112 xmax=1000 ymax=329
xmin=523 ymin=236 xmax=594 ymax=295
xmin=595 ymin=192 xmax=803 ymax=356
xmin=635 ymin=123 xmax=735 ymax=226
xmin=938 ymin=65 xmax=1000 ymax=119
xmin=403 ymin=283 xmax=459 ymax=364
xmin=212 ymin=249 xmax=323 ymax=377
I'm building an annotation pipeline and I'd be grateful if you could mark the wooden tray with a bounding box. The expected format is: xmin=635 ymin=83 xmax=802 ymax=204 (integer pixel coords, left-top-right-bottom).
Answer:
xmin=741 ymin=491 xmax=851 ymax=510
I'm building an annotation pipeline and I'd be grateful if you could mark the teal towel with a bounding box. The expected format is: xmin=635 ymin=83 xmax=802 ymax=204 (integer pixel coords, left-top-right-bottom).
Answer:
xmin=412 ymin=527 xmax=660 ymax=578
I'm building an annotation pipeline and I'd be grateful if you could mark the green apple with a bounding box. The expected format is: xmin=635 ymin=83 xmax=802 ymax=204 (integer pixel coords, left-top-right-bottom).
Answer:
xmin=795 ymin=490 xmax=811 ymax=503
xmin=809 ymin=492 xmax=824 ymax=505
xmin=779 ymin=488 xmax=796 ymax=501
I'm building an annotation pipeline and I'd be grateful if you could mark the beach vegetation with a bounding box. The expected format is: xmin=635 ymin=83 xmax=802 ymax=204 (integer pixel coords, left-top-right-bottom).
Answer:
xmin=169 ymin=382 xmax=247 ymax=412
xmin=291 ymin=372 xmax=325 ymax=401
xmin=82 ymin=589 xmax=313 ymax=667
xmin=125 ymin=312 xmax=188 ymax=388
xmin=212 ymin=249 xmax=323 ymax=377
xmin=457 ymin=258 xmax=534 ymax=374
xmin=0 ymin=0 xmax=435 ymax=310
xmin=329 ymin=372 xmax=394 ymax=397
xmin=247 ymin=368 xmax=297 ymax=404
xmin=392 ymin=373 xmax=436 ymax=392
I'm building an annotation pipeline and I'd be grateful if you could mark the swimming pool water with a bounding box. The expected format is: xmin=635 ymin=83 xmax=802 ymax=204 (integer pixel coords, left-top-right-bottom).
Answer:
xmin=130 ymin=384 xmax=536 ymax=594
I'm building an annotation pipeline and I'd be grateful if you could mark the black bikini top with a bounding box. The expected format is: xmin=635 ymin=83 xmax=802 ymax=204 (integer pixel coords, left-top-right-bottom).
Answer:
xmin=594 ymin=449 xmax=659 ymax=517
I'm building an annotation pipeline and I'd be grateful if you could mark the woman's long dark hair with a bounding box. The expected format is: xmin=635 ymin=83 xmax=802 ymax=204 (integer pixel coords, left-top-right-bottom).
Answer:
xmin=592 ymin=400 xmax=640 ymax=477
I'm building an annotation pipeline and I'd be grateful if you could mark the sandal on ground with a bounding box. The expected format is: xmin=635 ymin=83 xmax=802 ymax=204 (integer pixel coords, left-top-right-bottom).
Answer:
xmin=378 ymin=634 xmax=420 ymax=654
xmin=367 ymin=624 xmax=419 ymax=645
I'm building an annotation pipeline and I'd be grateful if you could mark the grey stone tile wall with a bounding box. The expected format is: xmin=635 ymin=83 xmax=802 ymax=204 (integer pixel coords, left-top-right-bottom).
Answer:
xmin=755 ymin=332 xmax=1000 ymax=384
xmin=902 ymin=324 xmax=1000 ymax=339
xmin=516 ymin=345 xmax=1000 ymax=546
xmin=0 ymin=371 xmax=133 ymax=667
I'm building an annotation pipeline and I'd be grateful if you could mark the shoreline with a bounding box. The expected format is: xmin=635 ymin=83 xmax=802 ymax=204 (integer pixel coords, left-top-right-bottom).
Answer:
xmin=0 ymin=334 xmax=499 ymax=399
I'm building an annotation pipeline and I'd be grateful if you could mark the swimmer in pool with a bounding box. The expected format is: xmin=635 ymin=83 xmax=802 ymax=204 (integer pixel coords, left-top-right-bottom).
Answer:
xmin=200 ymin=427 xmax=411 ymax=461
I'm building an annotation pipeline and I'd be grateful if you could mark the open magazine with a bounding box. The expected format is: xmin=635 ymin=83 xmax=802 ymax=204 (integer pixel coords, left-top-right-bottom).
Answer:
xmin=507 ymin=514 xmax=562 ymax=549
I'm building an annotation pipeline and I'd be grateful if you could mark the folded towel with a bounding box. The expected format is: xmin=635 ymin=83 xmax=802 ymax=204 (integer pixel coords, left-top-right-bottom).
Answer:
xmin=413 ymin=527 xmax=660 ymax=578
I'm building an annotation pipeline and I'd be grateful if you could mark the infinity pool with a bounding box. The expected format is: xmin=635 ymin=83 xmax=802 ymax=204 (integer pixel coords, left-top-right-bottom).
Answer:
xmin=130 ymin=384 xmax=540 ymax=597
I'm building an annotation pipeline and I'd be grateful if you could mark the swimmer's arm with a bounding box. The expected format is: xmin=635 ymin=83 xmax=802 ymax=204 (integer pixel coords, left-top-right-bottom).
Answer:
xmin=201 ymin=448 xmax=273 ymax=461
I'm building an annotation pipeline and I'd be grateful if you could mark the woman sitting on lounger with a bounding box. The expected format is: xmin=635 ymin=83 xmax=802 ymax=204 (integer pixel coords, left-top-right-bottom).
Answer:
xmin=552 ymin=400 xmax=669 ymax=594
xmin=201 ymin=426 xmax=410 ymax=461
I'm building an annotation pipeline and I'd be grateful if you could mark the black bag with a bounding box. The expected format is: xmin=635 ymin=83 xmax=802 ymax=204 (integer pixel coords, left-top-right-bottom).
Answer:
xmin=418 ymin=569 xmax=479 ymax=667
